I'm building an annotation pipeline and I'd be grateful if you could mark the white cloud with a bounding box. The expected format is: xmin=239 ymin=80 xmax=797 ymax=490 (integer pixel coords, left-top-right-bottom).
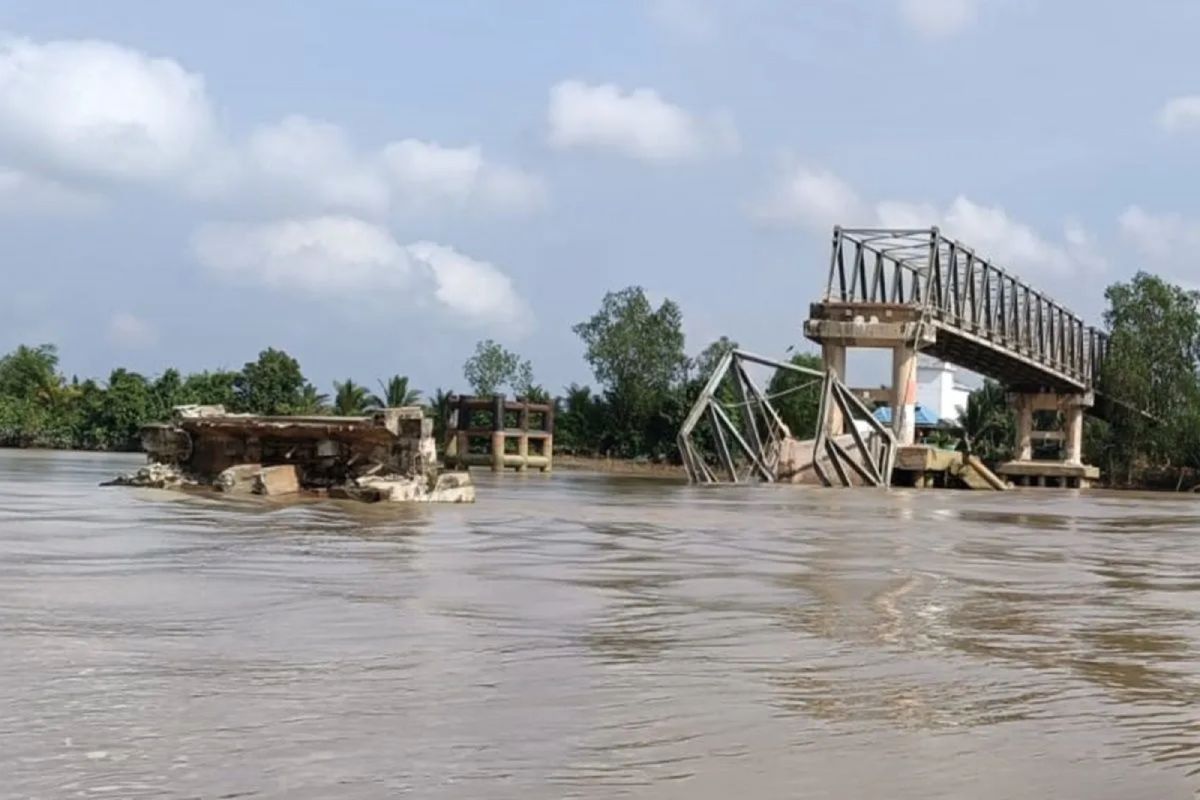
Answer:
xmin=381 ymin=138 xmax=546 ymax=214
xmin=1158 ymin=96 xmax=1200 ymax=134
xmin=754 ymin=163 xmax=866 ymax=229
xmin=192 ymin=216 xmax=531 ymax=330
xmin=107 ymin=312 xmax=157 ymax=348
xmin=547 ymin=79 xmax=736 ymax=162
xmin=1119 ymin=205 xmax=1200 ymax=261
xmin=405 ymin=241 xmax=531 ymax=328
xmin=878 ymin=196 xmax=1094 ymax=276
xmin=0 ymin=35 xmax=546 ymax=221
xmin=898 ymin=0 xmax=978 ymax=39
xmin=0 ymin=36 xmax=215 ymax=183
xmin=242 ymin=115 xmax=390 ymax=215
xmin=756 ymin=160 xmax=1096 ymax=276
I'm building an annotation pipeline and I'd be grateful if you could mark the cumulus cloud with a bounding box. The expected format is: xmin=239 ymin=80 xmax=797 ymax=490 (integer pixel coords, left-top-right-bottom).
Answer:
xmin=192 ymin=216 xmax=531 ymax=330
xmin=0 ymin=35 xmax=546 ymax=220
xmin=241 ymin=115 xmax=390 ymax=215
xmin=381 ymin=138 xmax=546 ymax=214
xmin=755 ymin=159 xmax=1098 ymax=276
xmin=898 ymin=0 xmax=978 ymax=38
xmin=547 ymin=79 xmax=736 ymax=162
xmin=1158 ymin=96 xmax=1200 ymax=134
xmin=753 ymin=163 xmax=866 ymax=229
xmin=1119 ymin=205 xmax=1200 ymax=261
xmin=888 ymin=196 xmax=1101 ymax=276
xmin=107 ymin=312 xmax=157 ymax=348
xmin=0 ymin=36 xmax=215 ymax=184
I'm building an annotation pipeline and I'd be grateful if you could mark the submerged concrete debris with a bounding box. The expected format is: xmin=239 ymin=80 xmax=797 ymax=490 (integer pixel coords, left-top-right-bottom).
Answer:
xmin=105 ymin=405 xmax=474 ymax=503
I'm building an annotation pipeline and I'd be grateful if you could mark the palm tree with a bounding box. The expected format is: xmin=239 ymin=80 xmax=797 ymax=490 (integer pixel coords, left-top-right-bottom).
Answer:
xmin=957 ymin=380 xmax=1012 ymax=460
xmin=333 ymin=379 xmax=372 ymax=415
xmin=291 ymin=383 xmax=330 ymax=415
xmin=372 ymin=374 xmax=422 ymax=408
xmin=427 ymin=387 xmax=455 ymax=443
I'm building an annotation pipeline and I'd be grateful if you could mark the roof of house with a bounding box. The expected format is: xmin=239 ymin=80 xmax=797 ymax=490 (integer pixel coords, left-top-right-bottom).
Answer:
xmin=872 ymin=404 xmax=941 ymax=427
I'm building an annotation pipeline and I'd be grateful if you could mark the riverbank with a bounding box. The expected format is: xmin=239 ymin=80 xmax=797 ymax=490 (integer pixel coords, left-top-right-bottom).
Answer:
xmin=552 ymin=454 xmax=686 ymax=478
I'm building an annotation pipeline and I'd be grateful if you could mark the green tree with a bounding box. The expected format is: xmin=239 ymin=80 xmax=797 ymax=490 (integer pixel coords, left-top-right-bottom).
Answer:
xmin=0 ymin=343 xmax=63 ymax=404
xmin=956 ymin=380 xmax=1013 ymax=462
xmin=234 ymin=348 xmax=308 ymax=415
xmin=427 ymin=387 xmax=455 ymax=444
xmin=333 ymin=379 xmax=372 ymax=415
xmin=90 ymin=369 xmax=155 ymax=450
xmin=1099 ymin=271 xmax=1200 ymax=481
xmin=463 ymin=339 xmax=531 ymax=395
xmin=289 ymin=383 xmax=330 ymax=415
xmin=180 ymin=370 xmax=239 ymax=408
xmin=693 ymin=336 xmax=739 ymax=379
xmin=374 ymin=375 xmax=421 ymax=407
xmin=572 ymin=286 xmax=687 ymax=457
xmin=766 ymin=352 xmax=824 ymax=439
xmin=555 ymin=384 xmax=604 ymax=454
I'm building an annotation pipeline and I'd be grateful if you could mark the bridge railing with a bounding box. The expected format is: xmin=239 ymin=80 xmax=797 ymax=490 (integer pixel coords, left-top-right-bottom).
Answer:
xmin=823 ymin=227 xmax=1108 ymax=388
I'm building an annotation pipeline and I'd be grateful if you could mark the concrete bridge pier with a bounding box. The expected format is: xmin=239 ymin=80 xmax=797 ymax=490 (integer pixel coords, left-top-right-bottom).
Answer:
xmin=1001 ymin=391 xmax=1098 ymax=488
xmin=891 ymin=344 xmax=918 ymax=447
xmin=805 ymin=310 xmax=935 ymax=448
xmin=822 ymin=343 xmax=846 ymax=435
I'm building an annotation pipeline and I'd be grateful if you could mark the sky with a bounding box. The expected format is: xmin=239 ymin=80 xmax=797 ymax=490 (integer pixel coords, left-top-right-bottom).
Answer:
xmin=1 ymin=0 xmax=1199 ymax=394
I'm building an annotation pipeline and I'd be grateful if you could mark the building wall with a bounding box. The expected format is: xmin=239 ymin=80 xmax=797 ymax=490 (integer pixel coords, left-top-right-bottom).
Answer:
xmin=916 ymin=359 xmax=969 ymax=422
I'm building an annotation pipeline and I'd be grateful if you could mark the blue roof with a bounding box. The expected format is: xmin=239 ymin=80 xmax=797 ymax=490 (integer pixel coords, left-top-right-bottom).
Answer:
xmin=872 ymin=404 xmax=941 ymax=426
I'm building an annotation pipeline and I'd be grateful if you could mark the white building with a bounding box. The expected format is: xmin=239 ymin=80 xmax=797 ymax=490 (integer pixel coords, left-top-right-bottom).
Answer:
xmin=916 ymin=357 xmax=972 ymax=423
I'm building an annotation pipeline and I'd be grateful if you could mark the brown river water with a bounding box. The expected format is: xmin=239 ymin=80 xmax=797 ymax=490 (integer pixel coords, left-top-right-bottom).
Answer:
xmin=4 ymin=450 xmax=1200 ymax=799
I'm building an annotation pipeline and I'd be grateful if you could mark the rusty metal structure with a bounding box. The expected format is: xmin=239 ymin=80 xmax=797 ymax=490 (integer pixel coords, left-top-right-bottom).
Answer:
xmin=815 ymin=227 xmax=1107 ymax=392
xmin=803 ymin=226 xmax=1110 ymax=487
xmin=677 ymin=350 xmax=896 ymax=487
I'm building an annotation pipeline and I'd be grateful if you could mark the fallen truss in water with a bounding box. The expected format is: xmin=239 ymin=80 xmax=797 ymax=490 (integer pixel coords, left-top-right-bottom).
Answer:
xmin=677 ymin=349 xmax=896 ymax=487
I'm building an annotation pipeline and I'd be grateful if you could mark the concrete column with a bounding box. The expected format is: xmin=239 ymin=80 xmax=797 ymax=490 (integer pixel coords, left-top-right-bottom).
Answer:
xmin=1065 ymin=401 xmax=1084 ymax=465
xmin=516 ymin=433 xmax=529 ymax=472
xmin=491 ymin=394 xmax=506 ymax=472
xmin=891 ymin=345 xmax=917 ymax=446
xmin=1015 ymin=395 xmax=1033 ymax=461
xmin=822 ymin=343 xmax=847 ymax=435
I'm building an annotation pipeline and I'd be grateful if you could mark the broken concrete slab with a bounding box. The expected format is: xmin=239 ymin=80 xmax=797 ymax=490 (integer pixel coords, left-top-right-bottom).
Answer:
xmin=215 ymin=463 xmax=263 ymax=494
xmin=430 ymin=472 xmax=475 ymax=503
xmin=111 ymin=405 xmax=476 ymax=504
xmin=102 ymin=462 xmax=187 ymax=489
xmin=254 ymin=464 xmax=300 ymax=496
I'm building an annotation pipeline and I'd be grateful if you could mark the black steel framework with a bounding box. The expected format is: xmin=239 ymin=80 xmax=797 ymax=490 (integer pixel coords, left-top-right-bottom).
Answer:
xmin=677 ymin=349 xmax=896 ymax=487
xmin=821 ymin=227 xmax=1107 ymax=392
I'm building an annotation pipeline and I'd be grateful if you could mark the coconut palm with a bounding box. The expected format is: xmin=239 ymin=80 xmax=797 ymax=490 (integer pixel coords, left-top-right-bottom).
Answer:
xmin=291 ymin=383 xmax=330 ymax=415
xmin=956 ymin=380 xmax=1012 ymax=460
xmin=333 ymin=379 xmax=372 ymax=415
xmin=373 ymin=374 xmax=421 ymax=408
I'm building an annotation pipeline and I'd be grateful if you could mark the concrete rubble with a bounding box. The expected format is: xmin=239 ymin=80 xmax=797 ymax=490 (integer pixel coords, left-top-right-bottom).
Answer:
xmin=104 ymin=404 xmax=474 ymax=504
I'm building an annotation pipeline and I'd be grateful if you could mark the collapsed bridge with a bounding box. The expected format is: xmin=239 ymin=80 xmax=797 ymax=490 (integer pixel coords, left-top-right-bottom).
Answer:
xmin=681 ymin=226 xmax=1113 ymax=489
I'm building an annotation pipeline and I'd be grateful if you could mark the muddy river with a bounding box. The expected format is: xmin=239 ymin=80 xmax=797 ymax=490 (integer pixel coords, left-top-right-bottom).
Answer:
xmin=3 ymin=450 xmax=1200 ymax=798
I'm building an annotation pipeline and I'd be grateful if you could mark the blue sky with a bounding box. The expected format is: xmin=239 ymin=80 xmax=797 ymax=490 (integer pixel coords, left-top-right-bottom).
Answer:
xmin=2 ymin=0 xmax=1198 ymax=394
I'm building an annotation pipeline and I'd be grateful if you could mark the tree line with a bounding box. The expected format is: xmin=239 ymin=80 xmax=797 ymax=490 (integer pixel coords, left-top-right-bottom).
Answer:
xmin=3 ymin=273 xmax=1199 ymax=487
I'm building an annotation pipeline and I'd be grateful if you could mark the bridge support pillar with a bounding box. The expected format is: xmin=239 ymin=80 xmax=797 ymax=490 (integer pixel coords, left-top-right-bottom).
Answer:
xmin=891 ymin=345 xmax=917 ymax=446
xmin=822 ymin=343 xmax=846 ymax=435
xmin=998 ymin=391 xmax=1097 ymax=488
xmin=1015 ymin=395 xmax=1034 ymax=461
xmin=1064 ymin=397 xmax=1086 ymax=466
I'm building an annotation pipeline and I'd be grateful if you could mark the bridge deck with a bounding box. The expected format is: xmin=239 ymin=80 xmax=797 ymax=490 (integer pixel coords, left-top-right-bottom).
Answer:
xmin=807 ymin=229 xmax=1107 ymax=394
